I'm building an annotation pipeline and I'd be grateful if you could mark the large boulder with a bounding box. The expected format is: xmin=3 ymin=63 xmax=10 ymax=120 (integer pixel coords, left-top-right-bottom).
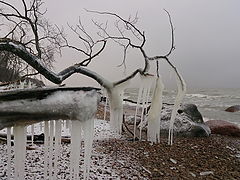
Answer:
xmin=160 ymin=104 xmax=210 ymax=137
xmin=205 ymin=120 xmax=240 ymax=137
xmin=128 ymin=103 xmax=211 ymax=138
xmin=225 ymin=105 xmax=240 ymax=112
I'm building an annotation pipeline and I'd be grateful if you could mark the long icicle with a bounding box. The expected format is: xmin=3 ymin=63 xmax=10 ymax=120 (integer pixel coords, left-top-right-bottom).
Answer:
xmin=134 ymin=86 xmax=143 ymax=140
xmin=138 ymin=75 xmax=154 ymax=140
xmin=147 ymin=76 xmax=164 ymax=143
xmin=49 ymin=121 xmax=54 ymax=180
xmin=168 ymin=71 xmax=186 ymax=145
xmin=7 ymin=127 xmax=12 ymax=180
xmin=108 ymin=80 xmax=130 ymax=134
xmin=70 ymin=120 xmax=82 ymax=180
xmin=13 ymin=125 xmax=26 ymax=180
xmin=44 ymin=121 xmax=50 ymax=178
xmin=53 ymin=120 xmax=62 ymax=180
xmin=103 ymin=94 xmax=108 ymax=121
xmin=83 ymin=119 xmax=94 ymax=180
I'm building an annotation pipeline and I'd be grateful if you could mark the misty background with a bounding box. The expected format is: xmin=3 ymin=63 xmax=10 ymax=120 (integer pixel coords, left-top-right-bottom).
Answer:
xmin=40 ymin=0 xmax=240 ymax=89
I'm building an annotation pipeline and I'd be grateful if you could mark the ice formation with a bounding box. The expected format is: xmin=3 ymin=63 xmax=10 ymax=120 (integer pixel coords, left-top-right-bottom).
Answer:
xmin=168 ymin=71 xmax=186 ymax=145
xmin=134 ymin=75 xmax=155 ymax=140
xmin=83 ymin=118 xmax=94 ymax=179
xmin=13 ymin=125 xmax=27 ymax=179
xmin=70 ymin=120 xmax=82 ymax=180
xmin=2 ymin=88 xmax=99 ymax=179
xmin=7 ymin=127 xmax=11 ymax=180
xmin=147 ymin=76 xmax=164 ymax=143
xmin=107 ymin=80 xmax=130 ymax=134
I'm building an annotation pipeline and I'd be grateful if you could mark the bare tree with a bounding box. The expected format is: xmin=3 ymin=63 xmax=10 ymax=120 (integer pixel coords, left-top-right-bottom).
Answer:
xmin=0 ymin=0 xmax=63 ymax=80
xmin=0 ymin=1 xmax=186 ymax=138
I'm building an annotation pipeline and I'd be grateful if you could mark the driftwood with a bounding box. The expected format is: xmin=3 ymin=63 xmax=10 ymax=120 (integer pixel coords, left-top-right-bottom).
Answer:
xmin=0 ymin=87 xmax=100 ymax=130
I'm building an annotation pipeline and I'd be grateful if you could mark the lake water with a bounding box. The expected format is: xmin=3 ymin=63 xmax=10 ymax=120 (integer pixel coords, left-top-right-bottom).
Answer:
xmin=124 ymin=88 xmax=240 ymax=126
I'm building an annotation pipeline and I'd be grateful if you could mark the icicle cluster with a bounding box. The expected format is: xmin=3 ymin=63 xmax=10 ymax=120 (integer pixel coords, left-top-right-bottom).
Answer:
xmin=107 ymin=80 xmax=130 ymax=134
xmin=4 ymin=90 xmax=99 ymax=180
xmin=147 ymin=76 xmax=164 ymax=143
xmin=43 ymin=120 xmax=62 ymax=179
xmin=134 ymin=75 xmax=155 ymax=140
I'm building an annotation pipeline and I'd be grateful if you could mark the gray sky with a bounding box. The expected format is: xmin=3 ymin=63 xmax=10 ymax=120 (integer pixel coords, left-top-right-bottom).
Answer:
xmin=34 ymin=0 xmax=240 ymax=88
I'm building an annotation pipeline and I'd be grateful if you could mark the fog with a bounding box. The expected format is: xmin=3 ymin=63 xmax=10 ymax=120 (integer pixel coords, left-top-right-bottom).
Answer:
xmin=14 ymin=0 xmax=240 ymax=88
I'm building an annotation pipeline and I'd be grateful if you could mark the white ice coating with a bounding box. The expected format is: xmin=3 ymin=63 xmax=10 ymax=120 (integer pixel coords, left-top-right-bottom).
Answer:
xmin=107 ymin=80 xmax=130 ymax=134
xmin=13 ymin=125 xmax=27 ymax=180
xmin=0 ymin=90 xmax=99 ymax=129
xmin=147 ymin=76 xmax=164 ymax=143
xmin=168 ymin=71 xmax=187 ymax=145
xmin=134 ymin=75 xmax=155 ymax=140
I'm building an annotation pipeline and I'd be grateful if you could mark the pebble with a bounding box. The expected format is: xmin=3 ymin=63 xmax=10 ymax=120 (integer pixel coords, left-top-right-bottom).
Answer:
xmin=200 ymin=171 xmax=214 ymax=176
xmin=170 ymin=158 xmax=177 ymax=164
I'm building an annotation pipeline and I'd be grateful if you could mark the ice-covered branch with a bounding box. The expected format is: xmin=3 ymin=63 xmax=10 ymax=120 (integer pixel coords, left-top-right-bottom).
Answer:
xmin=0 ymin=39 xmax=112 ymax=89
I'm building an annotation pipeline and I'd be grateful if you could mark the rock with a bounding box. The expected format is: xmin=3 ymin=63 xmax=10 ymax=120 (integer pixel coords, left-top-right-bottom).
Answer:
xmin=205 ymin=120 xmax=240 ymax=137
xmin=225 ymin=105 xmax=240 ymax=112
xmin=160 ymin=104 xmax=210 ymax=137
xmin=126 ymin=103 xmax=210 ymax=138
xmin=178 ymin=104 xmax=203 ymax=123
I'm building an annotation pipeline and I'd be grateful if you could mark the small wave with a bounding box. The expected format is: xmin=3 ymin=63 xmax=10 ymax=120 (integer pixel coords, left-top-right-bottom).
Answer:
xmin=186 ymin=93 xmax=212 ymax=99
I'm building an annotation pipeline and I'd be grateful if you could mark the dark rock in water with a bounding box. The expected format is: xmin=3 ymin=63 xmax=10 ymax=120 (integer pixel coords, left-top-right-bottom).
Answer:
xmin=205 ymin=120 xmax=240 ymax=137
xmin=178 ymin=104 xmax=203 ymax=123
xmin=225 ymin=105 xmax=240 ymax=112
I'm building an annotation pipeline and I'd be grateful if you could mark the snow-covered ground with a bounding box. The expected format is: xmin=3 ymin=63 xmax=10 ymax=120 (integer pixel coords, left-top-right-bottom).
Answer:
xmin=0 ymin=119 xmax=146 ymax=179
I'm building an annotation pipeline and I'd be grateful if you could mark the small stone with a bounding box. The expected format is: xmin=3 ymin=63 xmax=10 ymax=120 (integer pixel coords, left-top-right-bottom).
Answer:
xmin=200 ymin=171 xmax=214 ymax=176
xmin=170 ymin=158 xmax=177 ymax=164
xmin=189 ymin=172 xmax=196 ymax=177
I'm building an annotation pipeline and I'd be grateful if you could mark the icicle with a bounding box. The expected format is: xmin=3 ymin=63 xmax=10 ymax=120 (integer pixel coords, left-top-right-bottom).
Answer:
xmin=44 ymin=121 xmax=50 ymax=178
xmin=13 ymin=125 xmax=27 ymax=180
xmin=147 ymin=76 xmax=164 ymax=143
xmin=49 ymin=120 xmax=54 ymax=179
xmin=168 ymin=72 xmax=186 ymax=145
xmin=7 ymin=127 xmax=12 ymax=180
xmin=27 ymin=80 xmax=32 ymax=89
xmin=83 ymin=118 xmax=94 ymax=180
xmin=103 ymin=96 xmax=108 ymax=121
xmin=108 ymin=80 xmax=130 ymax=134
xmin=134 ymin=75 xmax=154 ymax=140
xmin=70 ymin=120 xmax=82 ymax=180
xmin=31 ymin=124 xmax=34 ymax=145
xmin=40 ymin=121 xmax=43 ymax=132
xmin=19 ymin=80 xmax=24 ymax=89
xmin=134 ymin=86 xmax=143 ymax=140
xmin=53 ymin=120 xmax=62 ymax=180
